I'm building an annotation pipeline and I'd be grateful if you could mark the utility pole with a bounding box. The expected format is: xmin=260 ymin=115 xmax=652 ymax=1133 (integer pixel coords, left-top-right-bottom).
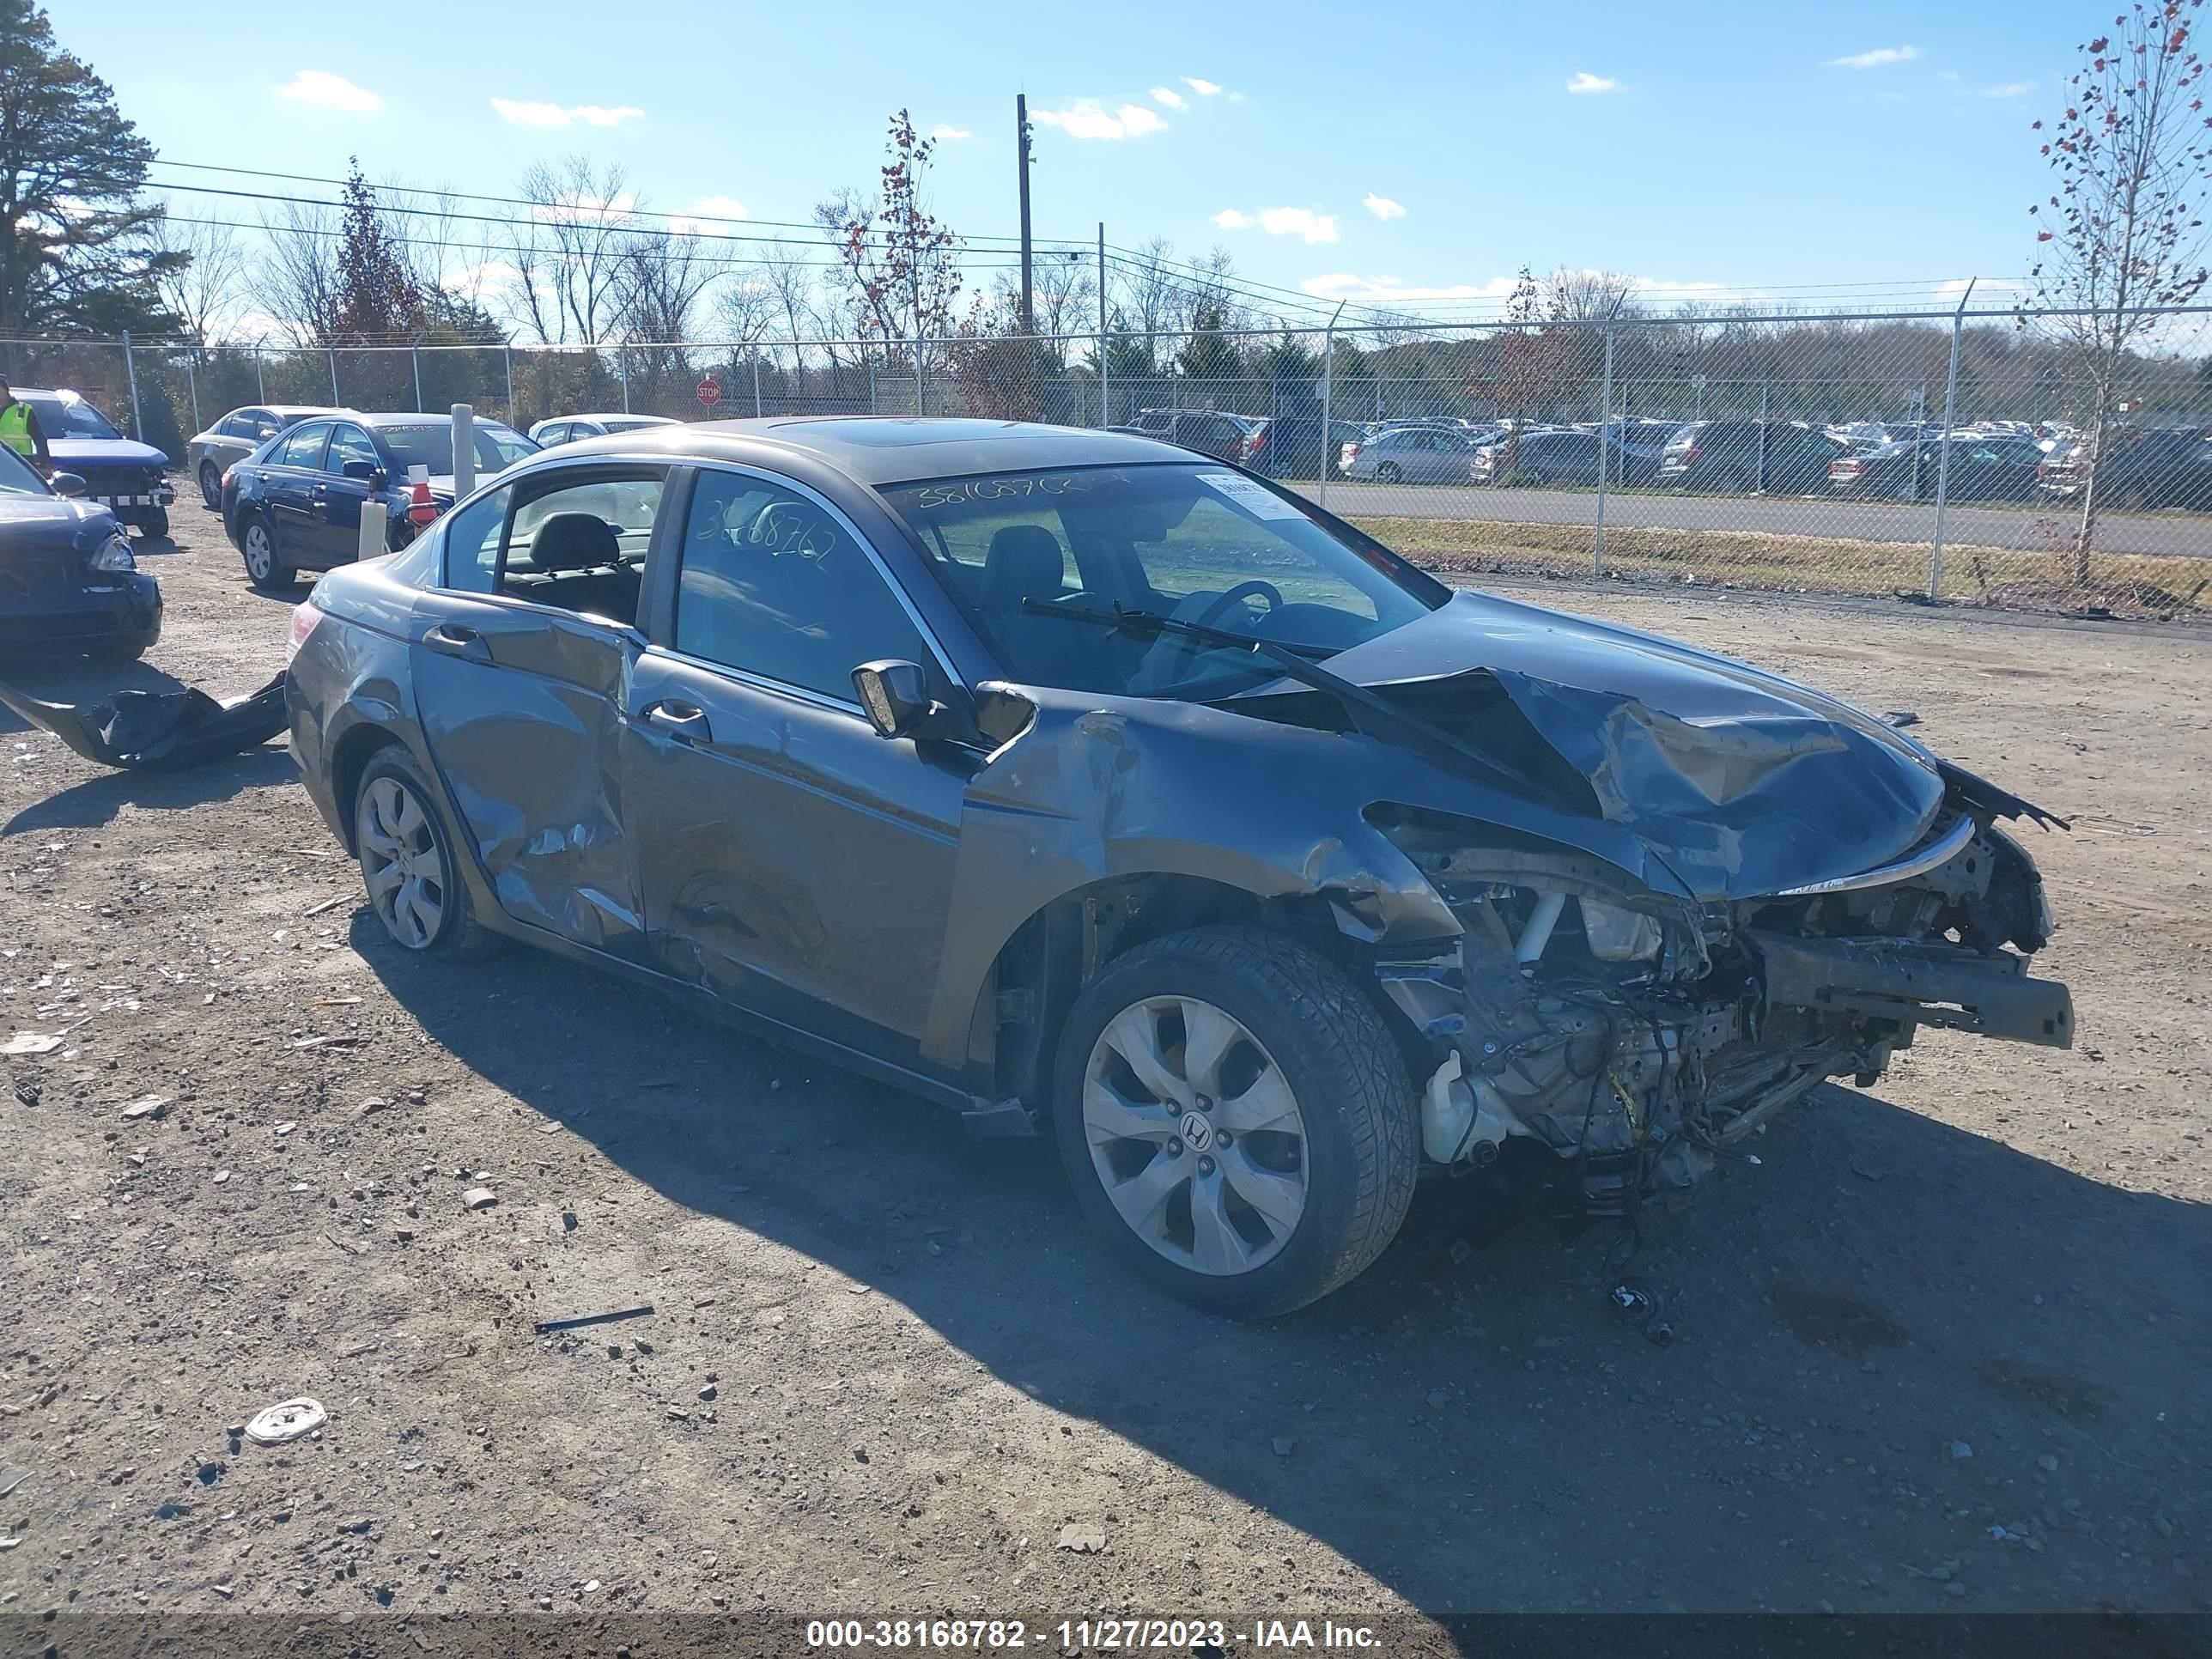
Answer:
xmin=1016 ymin=94 xmax=1035 ymax=331
xmin=1097 ymin=222 xmax=1108 ymax=425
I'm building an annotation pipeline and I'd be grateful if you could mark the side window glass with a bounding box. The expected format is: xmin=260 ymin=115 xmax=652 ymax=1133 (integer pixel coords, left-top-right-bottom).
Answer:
xmin=501 ymin=472 xmax=665 ymax=626
xmin=276 ymin=424 xmax=328 ymax=468
xmin=676 ymin=470 xmax=931 ymax=702
xmin=440 ymin=486 xmax=510 ymax=594
xmin=326 ymin=424 xmax=380 ymax=476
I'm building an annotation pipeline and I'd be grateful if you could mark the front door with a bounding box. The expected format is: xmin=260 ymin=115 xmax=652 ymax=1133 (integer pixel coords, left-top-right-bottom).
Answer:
xmin=313 ymin=422 xmax=384 ymax=566
xmin=621 ymin=464 xmax=971 ymax=1069
xmin=264 ymin=421 xmax=331 ymax=555
xmin=405 ymin=465 xmax=671 ymax=962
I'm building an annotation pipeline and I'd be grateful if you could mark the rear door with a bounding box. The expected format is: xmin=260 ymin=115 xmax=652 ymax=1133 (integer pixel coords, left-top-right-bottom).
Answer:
xmin=621 ymin=463 xmax=970 ymax=1067
xmin=404 ymin=462 xmax=672 ymax=962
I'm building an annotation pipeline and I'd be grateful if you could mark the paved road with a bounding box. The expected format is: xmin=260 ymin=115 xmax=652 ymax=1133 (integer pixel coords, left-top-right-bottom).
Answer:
xmin=1290 ymin=479 xmax=2212 ymax=559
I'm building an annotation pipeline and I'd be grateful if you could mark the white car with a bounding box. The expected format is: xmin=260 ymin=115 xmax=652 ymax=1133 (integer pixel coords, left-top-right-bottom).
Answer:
xmin=526 ymin=412 xmax=681 ymax=448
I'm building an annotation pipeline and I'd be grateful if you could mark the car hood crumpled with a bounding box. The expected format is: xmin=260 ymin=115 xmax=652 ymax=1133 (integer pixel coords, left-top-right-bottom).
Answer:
xmin=1243 ymin=587 xmax=1948 ymax=899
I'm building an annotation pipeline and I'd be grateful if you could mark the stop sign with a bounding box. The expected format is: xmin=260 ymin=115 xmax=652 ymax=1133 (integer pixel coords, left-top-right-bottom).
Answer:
xmin=696 ymin=375 xmax=723 ymax=407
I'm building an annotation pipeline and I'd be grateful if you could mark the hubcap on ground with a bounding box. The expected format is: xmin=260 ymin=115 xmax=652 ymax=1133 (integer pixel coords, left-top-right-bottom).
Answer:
xmin=1082 ymin=995 xmax=1308 ymax=1277
xmin=356 ymin=777 xmax=446 ymax=950
xmin=244 ymin=523 xmax=273 ymax=580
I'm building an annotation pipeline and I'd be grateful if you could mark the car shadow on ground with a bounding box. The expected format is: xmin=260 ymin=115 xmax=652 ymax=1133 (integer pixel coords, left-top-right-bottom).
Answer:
xmin=0 ymin=745 xmax=295 ymax=835
xmin=359 ymin=925 xmax=2209 ymax=1619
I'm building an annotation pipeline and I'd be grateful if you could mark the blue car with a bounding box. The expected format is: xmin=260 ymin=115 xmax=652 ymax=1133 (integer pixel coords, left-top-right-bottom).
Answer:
xmin=221 ymin=410 xmax=537 ymax=592
xmin=20 ymin=388 xmax=176 ymax=538
xmin=0 ymin=441 xmax=159 ymax=661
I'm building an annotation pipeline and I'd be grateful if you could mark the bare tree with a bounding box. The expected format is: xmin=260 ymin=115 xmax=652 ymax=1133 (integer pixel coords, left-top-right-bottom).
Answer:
xmin=511 ymin=156 xmax=637 ymax=345
xmin=1545 ymin=266 xmax=1643 ymax=321
xmin=1115 ymin=236 xmax=1180 ymax=367
xmin=2029 ymin=0 xmax=2212 ymax=580
xmin=714 ymin=267 xmax=779 ymax=349
xmin=252 ymin=199 xmax=343 ymax=346
xmin=618 ymin=228 xmax=721 ymax=343
xmin=150 ymin=216 xmax=247 ymax=351
xmin=1032 ymin=247 xmax=1095 ymax=343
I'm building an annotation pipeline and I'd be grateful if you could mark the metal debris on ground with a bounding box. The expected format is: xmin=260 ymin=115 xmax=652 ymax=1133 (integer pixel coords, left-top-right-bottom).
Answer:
xmin=532 ymin=1305 xmax=655 ymax=1335
xmin=1055 ymin=1523 xmax=1107 ymax=1553
xmin=3 ymin=1033 xmax=64 ymax=1057
xmin=462 ymin=1188 xmax=497 ymax=1211
xmin=1608 ymin=1277 xmax=1674 ymax=1346
xmin=119 ymin=1096 xmax=168 ymax=1121
xmin=0 ymin=672 xmax=287 ymax=770
xmin=242 ymin=1397 xmax=328 ymax=1445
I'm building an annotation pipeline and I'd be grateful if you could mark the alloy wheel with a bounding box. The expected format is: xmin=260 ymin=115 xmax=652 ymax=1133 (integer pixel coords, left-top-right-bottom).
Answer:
xmin=1081 ymin=995 xmax=1309 ymax=1276
xmin=356 ymin=775 xmax=447 ymax=950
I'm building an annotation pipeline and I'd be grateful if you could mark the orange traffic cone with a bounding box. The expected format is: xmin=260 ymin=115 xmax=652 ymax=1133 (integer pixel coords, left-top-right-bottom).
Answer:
xmin=407 ymin=478 xmax=437 ymax=527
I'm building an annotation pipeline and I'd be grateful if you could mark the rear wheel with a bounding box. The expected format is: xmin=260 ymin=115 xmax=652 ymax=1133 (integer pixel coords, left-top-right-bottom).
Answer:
xmin=1053 ymin=926 xmax=1419 ymax=1318
xmin=198 ymin=461 xmax=222 ymax=510
xmin=353 ymin=748 xmax=495 ymax=960
xmin=238 ymin=512 xmax=293 ymax=592
xmin=1375 ymin=460 xmax=1402 ymax=483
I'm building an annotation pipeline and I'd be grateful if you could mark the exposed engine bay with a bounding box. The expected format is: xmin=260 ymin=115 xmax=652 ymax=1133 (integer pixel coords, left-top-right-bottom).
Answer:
xmin=1369 ymin=795 xmax=2072 ymax=1218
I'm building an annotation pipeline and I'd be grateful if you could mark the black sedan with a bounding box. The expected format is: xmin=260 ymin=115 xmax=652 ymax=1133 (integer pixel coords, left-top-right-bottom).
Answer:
xmin=0 ymin=444 xmax=159 ymax=661
xmin=222 ymin=411 xmax=537 ymax=590
xmin=287 ymin=418 xmax=2071 ymax=1317
xmin=1829 ymin=434 xmax=2045 ymax=501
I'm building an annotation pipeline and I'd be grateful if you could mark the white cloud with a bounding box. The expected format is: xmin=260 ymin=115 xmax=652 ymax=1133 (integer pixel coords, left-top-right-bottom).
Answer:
xmin=1565 ymin=71 xmax=1618 ymax=95
xmin=931 ymin=124 xmax=972 ymax=140
xmin=667 ymin=195 xmax=748 ymax=234
xmin=1031 ymin=100 xmax=1167 ymax=140
xmin=1151 ymin=86 xmax=1187 ymax=109
xmin=1830 ymin=45 xmax=1918 ymax=69
xmin=1215 ymin=206 xmax=1340 ymax=243
xmin=278 ymin=70 xmax=381 ymax=113
xmin=1363 ymin=193 xmax=1407 ymax=221
xmin=1981 ymin=81 xmax=2033 ymax=98
xmin=1300 ymin=270 xmax=1730 ymax=306
xmin=532 ymin=191 xmax=637 ymax=225
xmin=490 ymin=98 xmax=645 ymax=129
xmin=444 ymin=258 xmax=523 ymax=299
xmin=1182 ymin=76 xmax=1222 ymax=96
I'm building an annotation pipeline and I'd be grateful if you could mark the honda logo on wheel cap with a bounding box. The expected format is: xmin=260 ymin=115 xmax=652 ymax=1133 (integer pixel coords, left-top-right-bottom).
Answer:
xmin=1180 ymin=1110 xmax=1213 ymax=1152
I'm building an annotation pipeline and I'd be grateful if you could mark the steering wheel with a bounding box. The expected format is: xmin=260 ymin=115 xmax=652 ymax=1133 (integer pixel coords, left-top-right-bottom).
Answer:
xmin=1190 ymin=579 xmax=1284 ymax=632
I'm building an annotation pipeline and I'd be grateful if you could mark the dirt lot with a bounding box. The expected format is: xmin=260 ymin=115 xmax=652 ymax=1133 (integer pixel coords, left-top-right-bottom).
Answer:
xmin=2 ymin=512 xmax=2208 ymax=1636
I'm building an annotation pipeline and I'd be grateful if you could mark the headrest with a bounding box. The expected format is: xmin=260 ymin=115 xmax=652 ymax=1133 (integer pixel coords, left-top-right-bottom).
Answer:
xmin=527 ymin=512 xmax=620 ymax=572
xmin=981 ymin=524 xmax=1065 ymax=606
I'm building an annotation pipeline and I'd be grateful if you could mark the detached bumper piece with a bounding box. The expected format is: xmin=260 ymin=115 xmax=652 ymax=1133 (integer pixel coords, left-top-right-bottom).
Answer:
xmin=0 ymin=671 xmax=288 ymax=770
xmin=1749 ymin=929 xmax=2074 ymax=1049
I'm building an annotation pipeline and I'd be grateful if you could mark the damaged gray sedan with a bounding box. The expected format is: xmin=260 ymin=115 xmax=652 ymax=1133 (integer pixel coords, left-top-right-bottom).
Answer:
xmin=286 ymin=419 xmax=2072 ymax=1317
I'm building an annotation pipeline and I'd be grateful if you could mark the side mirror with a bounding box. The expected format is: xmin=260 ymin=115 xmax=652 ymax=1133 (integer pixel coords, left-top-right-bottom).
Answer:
xmin=851 ymin=659 xmax=939 ymax=740
xmin=342 ymin=459 xmax=379 ymax=482
xmin=48 ymin=471 xmax=88 ymax=498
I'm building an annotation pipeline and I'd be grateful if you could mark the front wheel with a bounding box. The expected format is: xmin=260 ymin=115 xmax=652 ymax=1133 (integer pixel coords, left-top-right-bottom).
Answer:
xmin=138 ymin=507 xmax=169 ymax=539
xmin=1053 ymin=927 xmax=1419 ymax=1319
xmin=1374 ymin=461 xmax=1402 ymax=483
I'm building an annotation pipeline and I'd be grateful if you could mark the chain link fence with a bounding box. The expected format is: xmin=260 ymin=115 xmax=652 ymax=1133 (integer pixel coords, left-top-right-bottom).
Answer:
xmin=12 ymin=306 xmax=2212 ymax=621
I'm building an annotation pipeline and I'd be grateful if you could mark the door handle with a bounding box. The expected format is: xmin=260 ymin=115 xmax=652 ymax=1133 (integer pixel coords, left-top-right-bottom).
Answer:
xmin=423 ymin=622 xmax=492 ymax=664
xmin=642 ymin=700 xmax=711 ymax=742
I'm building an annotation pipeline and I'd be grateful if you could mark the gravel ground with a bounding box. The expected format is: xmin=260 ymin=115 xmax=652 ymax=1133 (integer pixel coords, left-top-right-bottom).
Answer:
xmin=0 ymin=513 xmax=2207 ymax=1635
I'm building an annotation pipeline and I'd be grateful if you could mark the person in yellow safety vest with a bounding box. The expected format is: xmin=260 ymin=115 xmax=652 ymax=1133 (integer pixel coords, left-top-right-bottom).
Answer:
xmin=0 ymin=381 xmax=52 ymax=473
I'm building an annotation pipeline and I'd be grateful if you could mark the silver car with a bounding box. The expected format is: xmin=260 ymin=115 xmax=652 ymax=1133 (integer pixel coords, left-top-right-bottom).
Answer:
xmin=185 ymin=405 xmax=338 ymax=509
xmin=527 ymin=412 xmax=682 ymax=448
xmin=1340 ymin=425 xmax=1485 ymax=484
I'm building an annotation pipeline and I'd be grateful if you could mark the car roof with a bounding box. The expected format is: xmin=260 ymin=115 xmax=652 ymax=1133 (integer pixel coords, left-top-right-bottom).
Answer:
xmin=533 ymin=416 xmax=1195 ymax=486
xmin=343 ymin=410 xmax=522 ymax=431
xmin=546 ymin=412 xmax=680 ymax=425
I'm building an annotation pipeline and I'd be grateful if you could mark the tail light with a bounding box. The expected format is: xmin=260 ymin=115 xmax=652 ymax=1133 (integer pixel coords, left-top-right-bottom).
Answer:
xmin=1344 ymin=442 xmax=1361 ymax=462
xmin=1249 ymin=428 xmax=1269 ymax=456
xmin=220 ymin=465 xmax=238 ymax=490
xmin=286 ymin=599 xmax=320 ymax=660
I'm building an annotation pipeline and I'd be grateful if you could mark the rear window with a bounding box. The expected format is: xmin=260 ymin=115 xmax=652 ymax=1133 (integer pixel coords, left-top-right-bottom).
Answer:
xmin=375 ymin=423 xmax=537 ymax=476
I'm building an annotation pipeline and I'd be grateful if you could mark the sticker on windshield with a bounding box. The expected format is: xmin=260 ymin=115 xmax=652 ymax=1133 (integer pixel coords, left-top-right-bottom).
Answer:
xmin=1195 ymin=471 xmax=1305 ymax=520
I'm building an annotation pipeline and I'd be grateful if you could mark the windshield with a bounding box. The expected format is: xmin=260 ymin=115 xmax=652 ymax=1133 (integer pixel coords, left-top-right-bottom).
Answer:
xmin=0 ymin=443 xmax=47 ymax=495
xmin=883 ymin=463 xmax=1438 ymax=699
xmin=374 ymin=423 xmax=537 ymax=476
xmin=21 ymin=393 xmax=123 ymax=441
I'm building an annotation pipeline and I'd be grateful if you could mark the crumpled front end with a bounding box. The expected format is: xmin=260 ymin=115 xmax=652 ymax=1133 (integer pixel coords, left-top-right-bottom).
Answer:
xmin=1368 ymin=781 xmax=2072 ymax=1218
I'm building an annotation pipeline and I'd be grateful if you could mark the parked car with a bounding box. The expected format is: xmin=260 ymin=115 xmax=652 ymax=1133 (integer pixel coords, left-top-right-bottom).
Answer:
xmin=2038 ymin=425 xmax=2212 ymax=511
xmin=287 ymin=416 xmax=2072 ymax=1317
xmin=222 ymin=412 xmax=538 ymax=591
xmin=1341 ymin=425 xmax=1486 ymax=483
xmin=185 ymin=405 xmax=338 ymax=510
xmin=0 ymin=441 xmax=158 ymax=662
xmin=1595 ymin=419 xmax=1683 ymax=486
xmin=1237 ymin=416 xmax=1368 ymax=478
xmin=1470 ymin=428 xmax=1602 ymax=487
xmin=1656 ymin=420 xmax=1854 ymax=494
xmin=16 ymin=388 xmax=175 ymax=537
xmin=1830 ymin=434 xmax=2045 ymax=501
xmin=528 ymin=412 xmax=683 ymax=448
xmin=1115 ymin=409 xmax=1256 ymax=462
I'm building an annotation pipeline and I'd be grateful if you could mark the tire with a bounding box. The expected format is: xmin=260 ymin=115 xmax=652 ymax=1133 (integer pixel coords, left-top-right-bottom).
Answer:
xmin=198 ymin=461 xmax=222 ymax=510
xmin=138 ymin=507 xmax=168 ymax=539
xmin=85 ymin=638 xmax=145 ymax=665
xmin=1052 ymin=925 xmax=1418 ymax=1319
xmin=237 ymin=511 xmax=293 ymax=592
xmin=353 ymin=747 xmax=497 ymax=961
xmin=1374 ymin=461 xmax=1402 ymax=483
